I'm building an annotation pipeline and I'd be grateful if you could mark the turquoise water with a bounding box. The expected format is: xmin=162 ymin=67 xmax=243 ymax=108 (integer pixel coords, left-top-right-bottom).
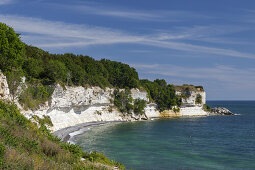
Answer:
xmin=74 ymin=101 xmax=255 ymax=169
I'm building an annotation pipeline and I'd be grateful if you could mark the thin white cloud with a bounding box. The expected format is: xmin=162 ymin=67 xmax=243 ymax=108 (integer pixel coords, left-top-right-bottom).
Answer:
xmin=0 ymin=14 xmax=254 ymax=59
xmin=0 ymin=0 xmax=13 ymax=5
xmin=52 ymin=2 xmax=212 ymax=22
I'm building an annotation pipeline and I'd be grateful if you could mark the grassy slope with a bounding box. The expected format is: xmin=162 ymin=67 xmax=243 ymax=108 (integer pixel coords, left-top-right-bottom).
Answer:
xmin=0 ymin=100 xmax=124 ymax=169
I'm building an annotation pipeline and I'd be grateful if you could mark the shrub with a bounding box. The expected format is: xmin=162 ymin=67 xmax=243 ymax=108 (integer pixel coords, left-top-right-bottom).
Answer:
xmin=140 ymin=79 xmax=181 ymax=112
xmin=133 ymin=99 xmax=146 ymax=115
xmin=113 ymin=88 xmax=133 ymax=114
xmin=173 ymin=107 xmax=180 ymax=113
xmin=195 ymin=94 xmax=202 ymax=104
xmin=203 ymin=104 xmax=211 ymax=112
xmin=61 ymin=143 xmax=83 ymax=158
xmin=0 ymin=143 xmax=5 ymax=159
xmin=19 ymin=84 xmax=53 ymax=110
xmin=95 ymin=110 xmax=102 ymax=115
xmin=0 ymin=143 xmax=5 ymax=166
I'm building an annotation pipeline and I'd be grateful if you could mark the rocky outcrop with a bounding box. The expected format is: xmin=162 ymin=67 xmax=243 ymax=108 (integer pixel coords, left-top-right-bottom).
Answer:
xmin=175 ymin=90 xmax=208 ymax=116
xmin=0 ymin=72 xmax=11 ymax=101
xmin=211 ymin=107 xmax=234 ymax=115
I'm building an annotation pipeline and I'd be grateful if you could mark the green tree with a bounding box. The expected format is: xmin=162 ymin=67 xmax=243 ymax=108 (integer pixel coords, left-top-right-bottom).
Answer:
xmin=0 ymin=23 xmax=24 ymax=72
xmin=113 ymin=89 xmax=133 ymax=114
xmin=42 ymin=60 xmax=68 ymax=84
xmin=195 ymin=94 xmax=202 ymax=104
xmin=134 ymin=99 xmax=146 ymax=115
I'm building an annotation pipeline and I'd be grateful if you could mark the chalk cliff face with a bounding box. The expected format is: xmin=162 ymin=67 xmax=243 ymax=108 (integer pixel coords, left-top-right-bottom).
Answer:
xmin=0 ymin=71 xmax=209 ymax=132
xmin=22 ymin=85 xmax=159 ymax=131
xmin=176 ymin=90 xmax=208 ymax=116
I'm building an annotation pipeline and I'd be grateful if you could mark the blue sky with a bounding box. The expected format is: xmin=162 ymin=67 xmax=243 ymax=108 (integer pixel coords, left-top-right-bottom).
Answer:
xmin=0 ymin=0 xmax=255 ymax=100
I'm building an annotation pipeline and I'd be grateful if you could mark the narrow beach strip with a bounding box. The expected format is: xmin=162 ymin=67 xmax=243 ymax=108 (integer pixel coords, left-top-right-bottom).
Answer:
xmin=53 ymin=121 xmax=124 ymax=142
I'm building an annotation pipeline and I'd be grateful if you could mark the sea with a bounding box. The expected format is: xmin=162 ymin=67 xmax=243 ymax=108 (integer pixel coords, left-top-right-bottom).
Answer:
xmin=73 ymin=101 xmax=255 ymax=170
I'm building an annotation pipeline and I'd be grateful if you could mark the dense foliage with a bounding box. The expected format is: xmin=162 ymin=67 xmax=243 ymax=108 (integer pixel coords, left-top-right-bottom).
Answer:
xmin=113 ymin=89 xmax=147 ymax=115
xmin=0 ymin=23 xmax=24 ymax=73
xmin=140 ymin=79 xmax=181 ymax=112
xmin=22 ymin=45 xmax=140 ymax=89
xmin=195 ymin=94 xmax=202 ymax=104
xmin=133 ymin=99 xmax=146 ymax=115
xmin=113 ymin=89 xmax=133 ymax=114
xmin=203 ymin=104 xmax=212 ymax=112
xmin=0 ymin=100 xmax=124 ymax=169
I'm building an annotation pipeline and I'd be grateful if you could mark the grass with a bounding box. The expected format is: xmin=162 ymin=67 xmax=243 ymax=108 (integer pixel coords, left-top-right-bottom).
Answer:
xmin=0 ymin=100 xmax=125 ymax=169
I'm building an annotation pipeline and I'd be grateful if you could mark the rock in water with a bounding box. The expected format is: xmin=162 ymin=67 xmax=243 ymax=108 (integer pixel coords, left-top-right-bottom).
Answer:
xmin=211 ymin=107 xmax=234 ymax=115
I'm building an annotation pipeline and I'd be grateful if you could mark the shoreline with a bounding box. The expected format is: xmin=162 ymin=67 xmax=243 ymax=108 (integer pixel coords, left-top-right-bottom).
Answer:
xmin=52 ymin=112 xmax=237 ymax=143
xmin=53 ymin=121 xmax=124 ymax=142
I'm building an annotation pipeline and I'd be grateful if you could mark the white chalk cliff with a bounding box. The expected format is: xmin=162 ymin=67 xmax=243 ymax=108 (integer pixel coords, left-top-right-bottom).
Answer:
xmin=176 ymin=90 xmax=208 ymax=116
xmin=0 ymin=71 xmax=208 ymax=132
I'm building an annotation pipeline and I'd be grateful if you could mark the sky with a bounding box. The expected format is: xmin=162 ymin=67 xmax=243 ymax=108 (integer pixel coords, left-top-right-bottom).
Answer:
xmin=0 ymin=0 xmax=255 ymax=100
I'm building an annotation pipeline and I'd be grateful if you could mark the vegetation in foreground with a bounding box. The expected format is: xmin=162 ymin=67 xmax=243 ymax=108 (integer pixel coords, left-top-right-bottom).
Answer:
xmin=0 ymin=100 xmax=125 ymax=169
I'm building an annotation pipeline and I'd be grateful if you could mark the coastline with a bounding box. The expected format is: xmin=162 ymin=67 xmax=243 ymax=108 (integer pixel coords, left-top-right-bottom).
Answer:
xmin=53 ymin=121 xmax=124 ymax=142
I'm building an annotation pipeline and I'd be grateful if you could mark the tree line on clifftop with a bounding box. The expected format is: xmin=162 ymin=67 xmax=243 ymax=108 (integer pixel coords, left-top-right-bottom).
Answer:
xmin=0 ymin=22 xmax=181 ymax=111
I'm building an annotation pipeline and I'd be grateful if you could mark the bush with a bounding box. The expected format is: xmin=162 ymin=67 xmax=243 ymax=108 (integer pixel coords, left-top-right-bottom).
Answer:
xmin=140 ymin=79 xmax=181 ymax=112
xmin=0 ymin=143 xmax=5 ymax=157
xmin=19 ymin=84 xmax=53 ymax=110
xmin=195 ymin=94 xmax=202 ymax=104
xmin=173 ymin=107 xmax=180 ymax=113
xmin=133 ymin=99 xmax=146 ymax=115
xmin=203 ymin=104 xmax=211 ymax=112
xmin=113 ymin=88 xmax=133 ymax=114
xmin=0 ymin=143 xmax=5 ymax=166
xmin=61 ymin=143 xmax=83 ymax=158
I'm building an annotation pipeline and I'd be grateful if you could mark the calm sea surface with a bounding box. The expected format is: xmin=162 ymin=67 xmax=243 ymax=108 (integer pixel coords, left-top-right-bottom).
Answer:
xmin=74 ymin=101 xmax=255 ymax=169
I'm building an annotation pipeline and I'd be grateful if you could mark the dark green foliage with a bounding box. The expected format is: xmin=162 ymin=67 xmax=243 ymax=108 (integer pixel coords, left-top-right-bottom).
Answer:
xmin=134 ymin=99 xmax=146 ymax=115
xmin=113 ymin=88 xmax=133 ymax=114
xmin=0 ymin=23 xmax=24 ymax=73
xmin=43 ymin=60 xmax=68 ymax=84
xmin=21 ymin=45 xmax=139 ymax=89
xmin=23 ymin=57 xmax=43 ymax=79
xmin=0 ymin=143 xmax=5 ymax=157
xmin=0 ymin=22 xmax=140 ymax=91
xmin=113 ymin=89 xmax=147 ymax=115
xmin=203 ymin=104 xmax=211 ymax=112
xmin=173 ymin=107 xmax=180 ymax=113
xmin=195 ymin=94 xmax=202 ymax=104
xmin=61 ymin=142 xmax=83 ymax=158
xmin=195 ymin=86 xmax=204 ymax=90
xmin=140 ymin=79 xmax=181 ymax=112
xmin=0 ymin=142 xmax=5 ymax=166
xmin=101 ymin=59 xmax=139 ymax=88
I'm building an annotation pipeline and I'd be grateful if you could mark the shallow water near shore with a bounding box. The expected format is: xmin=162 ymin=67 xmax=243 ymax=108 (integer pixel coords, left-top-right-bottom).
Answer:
xmin=73 ymin=101 xmax=255 ymax=169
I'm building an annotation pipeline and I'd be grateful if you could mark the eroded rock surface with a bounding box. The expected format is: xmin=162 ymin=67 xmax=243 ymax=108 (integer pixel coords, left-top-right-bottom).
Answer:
xmin=211 ymin=107 xmax=234 ymax=115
